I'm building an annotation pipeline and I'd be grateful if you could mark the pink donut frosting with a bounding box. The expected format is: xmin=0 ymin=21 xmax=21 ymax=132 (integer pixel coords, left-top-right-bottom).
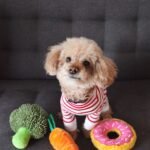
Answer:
xmin=93 ymin=119 xmax=134 ymax=146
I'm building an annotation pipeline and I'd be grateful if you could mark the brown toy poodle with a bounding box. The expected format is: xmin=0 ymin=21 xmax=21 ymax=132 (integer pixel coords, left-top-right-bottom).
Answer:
xmin=44 ymin=37 xmax=117 ymax=139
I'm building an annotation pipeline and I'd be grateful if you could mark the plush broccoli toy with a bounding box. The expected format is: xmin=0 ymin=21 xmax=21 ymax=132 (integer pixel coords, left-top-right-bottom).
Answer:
xmin=9 ymin=104 xmax=48 ymax=149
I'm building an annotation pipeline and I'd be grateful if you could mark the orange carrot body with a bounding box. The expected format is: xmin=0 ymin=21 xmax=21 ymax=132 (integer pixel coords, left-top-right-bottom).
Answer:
xmin=49 ymin=128 xmax=79 ymax=150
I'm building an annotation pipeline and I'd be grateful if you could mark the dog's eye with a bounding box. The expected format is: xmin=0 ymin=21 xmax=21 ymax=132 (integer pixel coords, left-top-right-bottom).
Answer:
xmin=66 ymin=57 xmax=71 ymax=62
xmin=83 ymin=60 xmax=90 ymax=67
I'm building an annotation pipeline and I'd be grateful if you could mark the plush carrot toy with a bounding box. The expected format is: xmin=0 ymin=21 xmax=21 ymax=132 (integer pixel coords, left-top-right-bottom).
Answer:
xmin=48 ymin=114 xmax=79 ymax=150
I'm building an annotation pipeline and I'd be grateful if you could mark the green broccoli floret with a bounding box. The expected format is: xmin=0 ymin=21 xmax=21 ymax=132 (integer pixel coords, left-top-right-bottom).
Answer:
xmin=9 ymin=104 xmax=48 ymax=149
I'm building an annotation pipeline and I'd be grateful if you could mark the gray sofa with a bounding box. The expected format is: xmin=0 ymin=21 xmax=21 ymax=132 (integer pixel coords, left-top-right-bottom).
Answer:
xmin=0 ymin=0 xmax=150 ymax=149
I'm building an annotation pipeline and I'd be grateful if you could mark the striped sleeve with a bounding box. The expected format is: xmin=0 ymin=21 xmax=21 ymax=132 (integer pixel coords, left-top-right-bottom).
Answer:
xmin=83 ymin=112 xmax=101 ymax=130
xmin=61 ymin=109 xmax=75 ymax=123
xmin=61 ymin=109 xmax=77 ymax=131
xmin=61 ymin=95 xmax=77 ymax=131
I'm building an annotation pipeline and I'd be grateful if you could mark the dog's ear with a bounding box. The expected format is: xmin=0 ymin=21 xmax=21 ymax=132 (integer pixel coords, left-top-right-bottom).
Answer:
xmin=95 ymin=56 xmax=117 ymax=87
xmin=44 ymin=45 xmax=62 ymax=76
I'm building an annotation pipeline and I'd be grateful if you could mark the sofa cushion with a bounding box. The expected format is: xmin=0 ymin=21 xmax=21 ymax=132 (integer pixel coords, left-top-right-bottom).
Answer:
xmin=0 ymin=0 xmax=150 ymax=80
xmin=0 ymin=80 xmax=149 ymax=149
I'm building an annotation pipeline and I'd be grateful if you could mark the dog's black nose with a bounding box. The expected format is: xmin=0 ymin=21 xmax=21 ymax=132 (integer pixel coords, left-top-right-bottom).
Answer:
xmin=69 ymin=67 xmax=79 ymax=75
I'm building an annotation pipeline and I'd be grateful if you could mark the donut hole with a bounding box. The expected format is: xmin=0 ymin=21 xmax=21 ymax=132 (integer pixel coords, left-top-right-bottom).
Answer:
xmin=107 ymin=131 xmax=119 ymax=139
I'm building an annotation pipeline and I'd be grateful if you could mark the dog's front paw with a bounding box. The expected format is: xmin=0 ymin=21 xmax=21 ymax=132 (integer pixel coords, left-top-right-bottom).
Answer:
xmin=101 ymin=113 xmax=112 ymax=119
xmin=101 ymin=108 xmax=113 ymax=120
xmin=82 ymin=128 xmax=90 ymax=138
xmin=69 ymin=129 xmax=79 ymax=140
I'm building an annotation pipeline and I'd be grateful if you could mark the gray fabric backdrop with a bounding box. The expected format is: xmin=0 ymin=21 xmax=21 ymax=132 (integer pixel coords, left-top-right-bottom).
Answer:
xmin=0 ymin=0 xmax=150 ymax=80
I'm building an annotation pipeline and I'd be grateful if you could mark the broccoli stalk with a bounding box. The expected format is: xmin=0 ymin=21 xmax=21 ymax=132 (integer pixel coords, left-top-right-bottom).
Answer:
xmin=9 ymin=104 xmax=48 ymax=149
xmin=12 ymin=127 xmax=31 ymax=149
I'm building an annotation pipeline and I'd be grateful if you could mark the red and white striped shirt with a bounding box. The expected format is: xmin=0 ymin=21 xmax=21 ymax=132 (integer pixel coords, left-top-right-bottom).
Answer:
xmin=60 ymin=86 xmax=108 ymax=131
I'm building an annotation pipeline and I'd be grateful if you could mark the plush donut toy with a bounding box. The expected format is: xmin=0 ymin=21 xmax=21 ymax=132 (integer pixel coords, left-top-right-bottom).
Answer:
xmin=91 ymin=118 xmax=137 ymax=150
